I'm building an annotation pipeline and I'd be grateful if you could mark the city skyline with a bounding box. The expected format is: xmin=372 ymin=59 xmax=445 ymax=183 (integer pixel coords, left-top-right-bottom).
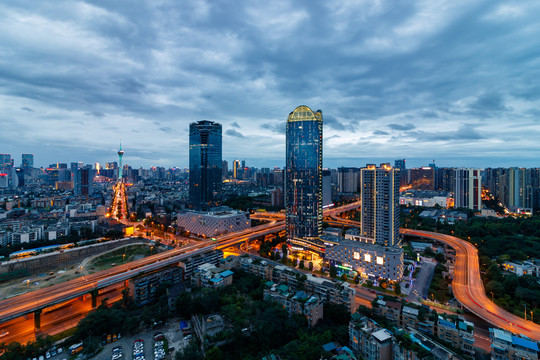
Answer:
xmin=1 ymin=1 xmax=540 ymax=168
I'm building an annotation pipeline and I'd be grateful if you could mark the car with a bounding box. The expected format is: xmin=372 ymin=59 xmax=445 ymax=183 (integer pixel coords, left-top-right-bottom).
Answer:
xmin=45 ymin=351 xmax=51 ymax=359
xmin=183 ymin=334 xmax=192 ymax=341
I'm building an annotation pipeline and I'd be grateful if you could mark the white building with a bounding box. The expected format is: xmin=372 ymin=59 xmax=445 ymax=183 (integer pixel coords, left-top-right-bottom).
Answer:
xmin=325 ymin=239 xmax=404 ymax=281
xmin=177 ymin=208 xmax=250 ymax=238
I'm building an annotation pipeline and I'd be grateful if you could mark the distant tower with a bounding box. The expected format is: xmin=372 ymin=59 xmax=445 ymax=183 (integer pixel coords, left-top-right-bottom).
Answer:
xmin=117 ymin=141 xmax=125 ymax=181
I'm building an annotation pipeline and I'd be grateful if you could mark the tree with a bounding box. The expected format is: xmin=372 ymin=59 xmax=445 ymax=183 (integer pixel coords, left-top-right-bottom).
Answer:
xmin=379 ymin=279 xmax=388 ymax=289
xmin=204 ymin=346 xmax=223 ymax=360
xmin=281 ymin=243 xmax=288 ymax=259
xmin=308 ymin=262 xmax=314 ymax=271
xmin=299 ymin=260 xmax=305 ymax=270
xmin=393 ymin=282 xmax=401 ymax=295
xmin=176 ymin=341 xmax=203 ymax=360
xmin=329 ymin=265 xmax=337 ymax=278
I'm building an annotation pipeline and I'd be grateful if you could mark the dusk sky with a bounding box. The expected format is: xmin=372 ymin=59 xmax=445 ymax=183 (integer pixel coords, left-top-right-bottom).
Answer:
xmin=1 ymin=0 xmax=540 ymax=169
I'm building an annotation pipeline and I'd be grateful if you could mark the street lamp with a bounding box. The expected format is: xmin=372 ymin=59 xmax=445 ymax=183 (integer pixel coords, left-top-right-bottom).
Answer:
xmin=490 ymin=292 xmax=494 ymax=301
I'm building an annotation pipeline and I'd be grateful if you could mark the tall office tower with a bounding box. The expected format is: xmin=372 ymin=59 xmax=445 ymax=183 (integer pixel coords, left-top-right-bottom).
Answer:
xmin=222 ymin=160 xmax=228 ymax=180
xmin=360 ymin=164 xmax=400 ymax=247
xmin=74 ymin=166 xmax=93 ymax=196
xmin=118 ymin=141 xmax=125 ymax=181
xmin=454 ymin=168 xmax=481 ymax=211
xmin=337 ymin=167 xmax=360 ymax=193
xmin=285 ymin=105 xmax=324 ymax=254
xmin=21 ymin=154 xmax=34 ymax=169
xmin=233 ymin=160 xmax=241 ymax=179
xmin=322 ymin=169 xmax=332 ymax=207
xmin=189 ymin=120 xmax=222 ymax=211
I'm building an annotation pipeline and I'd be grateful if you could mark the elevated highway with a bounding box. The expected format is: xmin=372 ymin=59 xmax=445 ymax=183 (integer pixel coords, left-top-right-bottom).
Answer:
xmin=401 ymin=229 xmax=540 ymax=341
xmin=0 ymin=201 xmax=361 ymax=330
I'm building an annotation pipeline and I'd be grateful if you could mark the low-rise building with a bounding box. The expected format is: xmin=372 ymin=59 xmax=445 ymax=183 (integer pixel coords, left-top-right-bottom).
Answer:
xmin=400 ymin=190 xmax=453 ymax=208
xmin=325 ymin=239 xmax=404 ymax=281
xmin=436 ymin=316 xmax=475 ymax=358
xmin=264 ymin=284 xmax=323 ymax=327
xmin=490 ymin=328 xmax=539 ymax=360
xmin=349 ymin=313 xmax=393 ymax=360
xmin=177 ymin=208 xmax=250 ymax=238
xmin=501 ymin=261 xmax=537 ymax=277
xmin=191 ymin=263 xmax=234 ymax=288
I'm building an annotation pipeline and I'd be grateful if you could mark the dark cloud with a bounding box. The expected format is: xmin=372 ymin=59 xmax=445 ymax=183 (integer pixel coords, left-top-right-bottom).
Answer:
xmin=407 ymin=124 xmax=485 ymax=141
xmin=324 ymin=114 xmax=348 ymax=131
xmin=388 ymin=123 xmax=416 ymax=131
xmin=113 ymin=77 xmax=146 ymax=94
xmin=159 ymin=127 xmax=174 ymax=133
xmin=260 ymin=122 xmax=285 ymax=134
xmin=0 ymin=0 xmax=539 ymax=168
xmin=225 ymin=129 xmax=244 ymax=137
xmin=86 ymin=111 xmax=105 ymax=118
xmin=469 ymin=92 xmax=512 ymax=113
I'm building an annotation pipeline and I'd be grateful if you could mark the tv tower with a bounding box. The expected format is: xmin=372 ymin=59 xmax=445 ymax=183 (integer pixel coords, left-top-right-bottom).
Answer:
xmin=118 ymin=140 xmax=125 ymax=181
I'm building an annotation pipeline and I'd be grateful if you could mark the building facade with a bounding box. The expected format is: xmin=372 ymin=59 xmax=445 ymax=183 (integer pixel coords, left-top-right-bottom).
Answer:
xmin=360 ymin=164 xmax=400 ymax=247
xmin=285 ymin=105 xmax=324 ymax=255
xmin=454 ymin=168 xmax=481 ymax=211
xmin=176 ymin=208 xmax=250 ymax=238
xmin=189 ymin=120 xmax=222 ymax=211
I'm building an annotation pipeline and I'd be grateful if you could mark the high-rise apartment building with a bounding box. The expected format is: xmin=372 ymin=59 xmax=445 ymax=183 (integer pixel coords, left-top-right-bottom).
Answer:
xmin=454 ymin=168 xmax=481 ymax=211
xmin=338 ymin=167 xmax=360 ymax=194
xmin=189 ymin=120 xmax=222 ymax=211
xmin=285 ymin=105 xmax=324 ymax=254
xmin=360 ymin=164 xmax=400 ymax=247
xmin=326 ymin=163 xmax=403 ymax=281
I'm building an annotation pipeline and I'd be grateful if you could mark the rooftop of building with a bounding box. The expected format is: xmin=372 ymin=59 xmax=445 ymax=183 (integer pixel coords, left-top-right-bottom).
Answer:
xmin=400 ymin=190 xmax=451 ymax=198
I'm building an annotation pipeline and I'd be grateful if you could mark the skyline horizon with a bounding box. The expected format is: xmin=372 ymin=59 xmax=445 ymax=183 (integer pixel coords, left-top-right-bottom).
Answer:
xmin=3 ymin=149 xmax=540 ymax=171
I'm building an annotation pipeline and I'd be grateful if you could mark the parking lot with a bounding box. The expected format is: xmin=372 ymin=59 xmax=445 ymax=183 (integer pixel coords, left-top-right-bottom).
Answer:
xmin=89 ymin=321 xmax=187 ymax=360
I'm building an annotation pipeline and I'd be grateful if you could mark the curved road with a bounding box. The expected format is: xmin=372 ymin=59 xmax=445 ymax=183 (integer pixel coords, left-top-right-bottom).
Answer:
xmin=402 ymin=228 xmax=540 ymax=341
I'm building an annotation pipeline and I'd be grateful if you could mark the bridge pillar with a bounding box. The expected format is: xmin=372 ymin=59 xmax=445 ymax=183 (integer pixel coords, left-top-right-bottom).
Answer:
xmin=91 ymin=289 xmax=99 ymax=308
xmin=34 ymin=309 xmax=42 ymax=331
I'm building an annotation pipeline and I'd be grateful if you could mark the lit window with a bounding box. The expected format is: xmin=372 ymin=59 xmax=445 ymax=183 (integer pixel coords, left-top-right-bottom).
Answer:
xmin=353 ymin=252 xmax=360 ymax=260
xmin=376 ymin=256 xmax=384 ymax=265
xmin=364 ymin=254 xmax=371 ymax=262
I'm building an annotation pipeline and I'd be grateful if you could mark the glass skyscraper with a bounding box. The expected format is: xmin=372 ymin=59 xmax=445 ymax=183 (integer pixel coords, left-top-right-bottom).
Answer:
xmin=189 ymin=120 xmax=222 ymax=211
xmin=285 ymin=105 xmax=324 ymax=255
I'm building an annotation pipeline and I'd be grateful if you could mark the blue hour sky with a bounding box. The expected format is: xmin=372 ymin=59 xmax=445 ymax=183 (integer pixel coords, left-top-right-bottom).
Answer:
xmin=1 ymin=0 xmax=540 ymax=169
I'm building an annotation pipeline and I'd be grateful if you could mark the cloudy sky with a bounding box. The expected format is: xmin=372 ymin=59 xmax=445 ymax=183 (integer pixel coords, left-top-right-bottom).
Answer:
xmin=1 ymin=0 xmax=540 ymax=169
